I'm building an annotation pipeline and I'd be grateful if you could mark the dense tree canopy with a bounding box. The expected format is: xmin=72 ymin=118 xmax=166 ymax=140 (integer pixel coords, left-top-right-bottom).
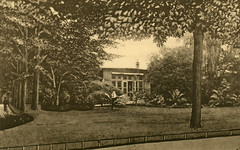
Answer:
xmin=147 ymin=47 xmax=193 ymax=99
xmin=0 ymin=0 xmax=115 ymax=109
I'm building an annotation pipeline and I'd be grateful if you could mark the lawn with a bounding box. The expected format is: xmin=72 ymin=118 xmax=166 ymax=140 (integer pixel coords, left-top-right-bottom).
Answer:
xmin=0 ymin=106 xmax=240 ymax=147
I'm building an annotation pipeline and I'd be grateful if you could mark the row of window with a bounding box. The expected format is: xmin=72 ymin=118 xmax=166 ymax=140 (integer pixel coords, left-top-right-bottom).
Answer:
xmin=112 ymin=81 xmax=143 ymax=94
xmin=112 ymin=75 xmax=143 ymax=80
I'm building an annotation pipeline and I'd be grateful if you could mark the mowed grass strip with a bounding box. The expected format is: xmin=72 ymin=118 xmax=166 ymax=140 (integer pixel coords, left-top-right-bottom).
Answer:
xmin=0 ymin=106 xmax=240 ymax=147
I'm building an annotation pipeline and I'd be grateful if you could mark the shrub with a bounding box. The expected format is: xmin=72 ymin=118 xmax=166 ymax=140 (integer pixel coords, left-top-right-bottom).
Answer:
xmin=132 ymin=91 xmax=145 ymax=104
xmin=146 ymin=94 xmax=166 ymax=107
xmin=72 ymin=88 xmax=95 ymax=110
xmin=168 ymin=89 xmax=190 ymax=107
xmin=41 ymin=104 xmax=72 ymax=111
xmin=115 ymin=94 xmax=129 ymax=107
xmin=87 ymin=91 xmax=110 ymax=105
xmin=70 ymin=80 xmax=123 ymax=110
xmin=60 ymin=90 xmax=71 ymax=105
xmin=208 ymin=78 xmax=240 ymax=107
xmin=141 ymin=93 xmax=155 ymax=104
xmin=147 ymin=47 xmax=193 ymax=100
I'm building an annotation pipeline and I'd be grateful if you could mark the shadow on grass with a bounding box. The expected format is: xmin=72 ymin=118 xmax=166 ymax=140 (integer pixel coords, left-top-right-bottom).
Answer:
xmin=0 ymin=113 xmax=34 ymax=130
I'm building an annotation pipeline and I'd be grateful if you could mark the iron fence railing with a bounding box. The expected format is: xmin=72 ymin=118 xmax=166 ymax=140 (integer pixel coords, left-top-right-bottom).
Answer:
xmin=1 ymin=128 xmax=240 ymax=150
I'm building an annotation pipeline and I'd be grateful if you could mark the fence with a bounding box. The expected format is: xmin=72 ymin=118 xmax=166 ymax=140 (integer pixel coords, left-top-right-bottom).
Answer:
xmin=1 ymin=129 xmax=240 ymax=150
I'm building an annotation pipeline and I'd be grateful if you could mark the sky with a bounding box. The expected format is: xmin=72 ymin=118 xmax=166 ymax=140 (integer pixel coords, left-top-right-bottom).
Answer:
xmin=102 ymin=37 xmax=184 ymax=69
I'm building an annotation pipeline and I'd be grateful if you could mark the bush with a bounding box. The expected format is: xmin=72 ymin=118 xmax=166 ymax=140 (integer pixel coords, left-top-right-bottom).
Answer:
xmin=70 ymin=80 xmax=122 ymax=109
xmin=208 ymin=78 xmax=240 ymax=107
xmin=168 ymin=89 xmax=190 ymax=108
xmin=0 ymin=113 xmax=34 ymax=130
xmin=146 ymin=94 xmax=166 ymax=107
xmin=41 ymin=104 xmax=72 ymax=111
xmin=115 ymin=94 xmax=129 ymax=107
xmin=72 ymin=90 xmax=95 ymax=110
xmin=147 ymin=47 xmax=192 ymax=100
xmin=87 ymin=91 xmax=110 ymax=105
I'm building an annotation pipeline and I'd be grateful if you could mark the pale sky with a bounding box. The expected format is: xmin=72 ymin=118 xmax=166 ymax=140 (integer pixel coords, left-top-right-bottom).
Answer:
xmin=102 ymin=37 xmax=184 ymax=69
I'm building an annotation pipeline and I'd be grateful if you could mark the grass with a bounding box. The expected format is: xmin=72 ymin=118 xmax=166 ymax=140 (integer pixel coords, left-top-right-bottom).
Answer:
xmin=0 ymin=106 xmax=240 ymax=147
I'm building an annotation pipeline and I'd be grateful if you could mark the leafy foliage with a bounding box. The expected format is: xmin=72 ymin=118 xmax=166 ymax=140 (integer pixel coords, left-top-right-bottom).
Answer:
xmin=147 ymin=47 xmax=193 ymax=99
xmin=87 ymin=91 xmax=110 ymax=105
xmin=0 ymin=0 xmax=117 ymax=109
xmin=209 ymin=78 xmax=240 ymax=107
xmin=101 ymin=0 xmax=239 ymax=45
xmin=115 ymin=94 xmax=129 ymax=107
xmin=146 ymin=94 xmax=166 ymax=107
xmin=168 ymin=89 xmax=190 ymax=108
xmin=69 ymin=80 xmax=122 ymax=109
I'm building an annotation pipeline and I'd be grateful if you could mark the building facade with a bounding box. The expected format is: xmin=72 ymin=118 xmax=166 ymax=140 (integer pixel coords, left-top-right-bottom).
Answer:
xmin=100 ymin=67 xmax=151 ymax=96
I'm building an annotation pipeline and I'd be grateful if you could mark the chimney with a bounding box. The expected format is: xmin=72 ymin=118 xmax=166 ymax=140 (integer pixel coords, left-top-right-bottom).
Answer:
xmin=136 ymin=60 xmax=139 ymax=69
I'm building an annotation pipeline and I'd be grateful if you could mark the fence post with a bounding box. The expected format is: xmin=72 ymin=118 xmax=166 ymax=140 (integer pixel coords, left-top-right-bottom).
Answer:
xmin=65 ymin=143 xmax=67 ymax=150
xmin=82 ymin=141 xmax=84 ymax=149
xmin=98 ymin=140 xmax=101 ymax=147
xmin=50 ymin=144 xmax=53 ymax=150
xmin=205 ymin=132 xmax=208 ymax=138
xmin=113 ymin=139 xmax=115 ymax=145
xmin=229 ymin=130 xmax=233 ymax=136
xmin=144 ymin=136 xmax=148 ymax=142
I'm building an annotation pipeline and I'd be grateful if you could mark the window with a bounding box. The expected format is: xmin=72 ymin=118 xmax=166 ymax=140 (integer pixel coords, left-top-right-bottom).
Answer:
xmin=112 ymin=81 xmax=116 ymax=87
xmin=112 ymin=75 xmax=116 ymax=79
xmin=123 ymin=75 xmax=127 ymax=80
xmin=139 ymin=82 xmax=143 ymax=88
xmin=117 ymin=81 xmax=122 ymax=89
xmin=139 ymin=76 xmax=143 ymax=80
xmin=118 ymin=76 xmax=122 ymax=79
xmin=139 ymin=82 xmax=143 ymax=91
xmin=136 ymin=82 xmax=139 ymax=91
xmin=132 ymin=82 xmax=135 ymax=92
xmin=123 ymin=82 xmax=127 ymax=87
xmin=123 ymin=82 xmax=127 ymax=94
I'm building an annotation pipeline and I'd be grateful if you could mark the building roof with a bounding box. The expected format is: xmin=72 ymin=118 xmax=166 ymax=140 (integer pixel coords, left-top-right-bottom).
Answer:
xmin=101 ymin=67 xmax=147 ymax=74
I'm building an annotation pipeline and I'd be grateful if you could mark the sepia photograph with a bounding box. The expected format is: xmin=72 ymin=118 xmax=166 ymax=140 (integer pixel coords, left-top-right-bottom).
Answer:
xmin=0 ymin=0 xmax=240 ymax=149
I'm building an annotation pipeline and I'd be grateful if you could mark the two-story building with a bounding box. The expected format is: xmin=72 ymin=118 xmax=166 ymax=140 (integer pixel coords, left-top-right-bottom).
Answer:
xmin=100 ymin=62 xmax=150 ymax=96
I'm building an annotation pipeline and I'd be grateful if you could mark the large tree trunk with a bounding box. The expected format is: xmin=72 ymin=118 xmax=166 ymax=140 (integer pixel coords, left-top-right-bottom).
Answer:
xmin=190 ymin=24 xmax=203 ymax=128
xmin=17 ymin=61 xmax=22 ymax=109
xmin=56 ymin=91 xmax=60 ymax=106
xmin=32 ymin=45 xmax=41 ymax=110
xmin=22 ymin=77 xmax=27 ymax=112
xmin=56 ymin=79 xmax=62 ymax=106
xmin=32 ymin=25 xmax=43 ymax=110
xmin=21 ymin=27 xmax=29 ymax=112
xmin=12 ymin=80 xmax=16 ymax=106
xmin=22 ymin=49 xmax=28 ymax=112
xmin=32 ymin=69 xmax=40 ymax=110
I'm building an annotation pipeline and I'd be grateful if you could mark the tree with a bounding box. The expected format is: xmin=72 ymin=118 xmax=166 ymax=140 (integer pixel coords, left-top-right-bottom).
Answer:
xmin=147 ymin=47 xmax=193 ymax=100
xmin=101 ymin=0 xmax=239 ymax=128
xmin=0 ymin=0 xmax=58 ymax=111
xmin=38 ymin=0 xmax=114 ymax=106
xmin=1 ymin=0 xmax=114 ymax=109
